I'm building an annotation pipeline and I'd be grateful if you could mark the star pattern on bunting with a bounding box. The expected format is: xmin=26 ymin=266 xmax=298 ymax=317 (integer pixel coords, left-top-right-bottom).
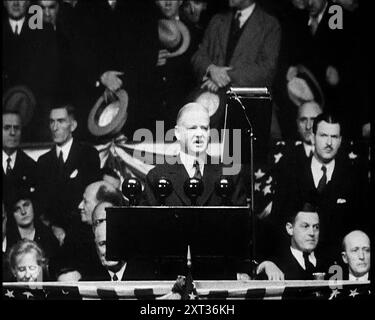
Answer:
xmin=254 ymin=168 xmax=265 ymax=180
xmin=62 ymin=289 xmax=70 ymax=295
xmin=349 ymin=288 xmax=359 ymax=298
xmin=22 ymin=291 xmax=34 ymax=299
xmin=273 ymin=152 xmax=283 ymax=164
xmin=255 ymin=182 xmax=261 ymax=191
xmin=189 ymin=293 xmax=197 ymax=300
xmin=348 ymin=152 xmax=358 ymax=160
xmin=5 ymin=290 xmax=14 ymax=298
xmin=262 ymin=185 xmax=272 ymax=196
xmin=329 ymin=288 xmax=340 ymax=300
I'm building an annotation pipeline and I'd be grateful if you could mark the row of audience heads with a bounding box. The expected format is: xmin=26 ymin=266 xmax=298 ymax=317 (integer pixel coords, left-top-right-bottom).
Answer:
xmin=3 ymin=0 xmax=209 ymax=26
xmin=3 ymin=197 xmax=370 ymax=282
xmin=4 ymin=99 xmax=343 ymax=165
xmin=2 ymin=177 xmax=125 ymax=282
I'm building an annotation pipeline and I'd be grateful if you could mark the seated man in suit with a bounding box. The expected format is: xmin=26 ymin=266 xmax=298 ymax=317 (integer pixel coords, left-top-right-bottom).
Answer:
xmin=83 ymin=201 xmax=158 ymax=281
xmin=341 ymin=230 xmax=370 ymax=281
xmin=79 ymin=181 xmax=125 ymax=226
xmin=271 ymin=112 xmax=367 ymax=262
xmin=293 ymin=101 xmax=323 ymax=161
xmin=2 ymin=111 xmax=37 ymax=212
xmin=58 ymin=180 xmax=124 ymax=276
xmin=143 ymin=102 xmax=247 ymax=206
xmin=36 ymin=104 xmax=101 ymax=242
xmin=272 ymin=101 xmax=323 ymax=188
xmin=269 ymin=203 xmax=329 ymax=280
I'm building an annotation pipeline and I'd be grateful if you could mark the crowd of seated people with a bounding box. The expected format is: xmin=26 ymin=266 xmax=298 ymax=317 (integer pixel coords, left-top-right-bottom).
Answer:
xmin=2 ymin=0 xmax=371 ymax=284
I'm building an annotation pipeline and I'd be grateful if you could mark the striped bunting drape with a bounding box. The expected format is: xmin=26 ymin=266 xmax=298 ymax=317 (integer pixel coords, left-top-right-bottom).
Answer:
xmin=3 ymin=280 xmax=371 ymax=300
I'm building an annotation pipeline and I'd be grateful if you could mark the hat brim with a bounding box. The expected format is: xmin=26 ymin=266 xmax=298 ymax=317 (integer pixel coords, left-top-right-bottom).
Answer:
xmin=190 ymin=87 xmax=227 ymax=129
xmin=88 ymin=89 xmax=129 ymax=137
xmin=165 ymin=20 xmax=191 ymax=58
xmin=2 ymin=85 xmax=36 ymax=126
xmin=287 ymin=65 xmax=325 ymax=108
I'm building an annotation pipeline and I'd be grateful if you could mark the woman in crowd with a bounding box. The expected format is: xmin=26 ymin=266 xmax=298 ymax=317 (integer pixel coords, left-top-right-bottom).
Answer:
xmin=7 ymin=239 xmax=48 ymax=282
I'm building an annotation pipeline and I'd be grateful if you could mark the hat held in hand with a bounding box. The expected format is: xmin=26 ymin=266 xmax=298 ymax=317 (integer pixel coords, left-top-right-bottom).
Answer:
xmin=88 ymin=89 xmax=128 ymax=137
xmin=158 ymin=19 xmax=191 ymax=58
xmin=287 ymin=65 xmax=325 ymax=108
xmin=3 ymin=85 xmax=36 ymax=126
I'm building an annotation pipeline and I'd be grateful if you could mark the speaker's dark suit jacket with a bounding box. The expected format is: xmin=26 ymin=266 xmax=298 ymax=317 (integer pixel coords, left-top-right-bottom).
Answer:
xmin=36 ymin=140 xmax=101 ymax=229
xmin=2 ymin=149 xmax=37 ymax=210
xmin=271 ymin=155 xmax=367 ymax=262
xmin=142 ymin=156 xmax=247 ymax=206
xmin=82 ymin=258 xmax=159 ymax=281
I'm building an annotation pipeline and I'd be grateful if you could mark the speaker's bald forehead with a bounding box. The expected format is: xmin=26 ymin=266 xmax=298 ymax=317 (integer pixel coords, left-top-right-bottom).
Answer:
xmin=176 ymin=102 xmax=209 ymax=125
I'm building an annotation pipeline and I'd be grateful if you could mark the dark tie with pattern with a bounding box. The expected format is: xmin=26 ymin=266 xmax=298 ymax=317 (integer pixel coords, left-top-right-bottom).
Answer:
xmin=193 ymin=160 xmax=202 ymax=180
xmin=57 ymin=150 xmax=64 ymax=180
xmin=309 ymin=149 xmax=314 ymax=158
xmin=225 ymin=11 xmax=242 ymax=65
xmin=234 ymin=11 xmax=242 ymax=33
xmin=6 ymin=157 xmax=12 ymax=175
xmin=112 ymin=273 xmax=118 ymax=281
xmin=14 ymin=24 xmax=19 ymax=36
xmin=303 ymin=251 xmax=315 ymax=275
xmin=316 ymin=165 xmax=327 ymax=194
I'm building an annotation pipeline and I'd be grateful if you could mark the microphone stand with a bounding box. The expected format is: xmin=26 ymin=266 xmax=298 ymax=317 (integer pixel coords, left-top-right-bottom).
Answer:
xmin=227 ymin=91 xmax=257 ymax=279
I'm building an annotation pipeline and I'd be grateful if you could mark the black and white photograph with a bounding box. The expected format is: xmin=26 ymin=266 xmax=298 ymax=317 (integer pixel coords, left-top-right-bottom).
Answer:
xmin=2 ymin=0 xmax=372 ymax=306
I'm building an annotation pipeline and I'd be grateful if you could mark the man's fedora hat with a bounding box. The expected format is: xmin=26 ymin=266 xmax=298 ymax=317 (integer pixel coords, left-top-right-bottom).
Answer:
xmin=88 ymin=89 xmax=129 ymax=137
xmin=287 ymin=65 xmax=325 ymax=108
xmin=158 ymin=19 xmax=191 ymax=58
xmin=2 ymin=85 xmax=36 ymax=126
xmin=189 ymin=88 xmax=226 ymax=129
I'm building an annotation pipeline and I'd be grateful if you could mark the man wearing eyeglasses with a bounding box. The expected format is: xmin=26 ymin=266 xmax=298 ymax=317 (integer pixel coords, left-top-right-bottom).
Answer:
xmin=83 ymin=201 xmax=158 ymax=281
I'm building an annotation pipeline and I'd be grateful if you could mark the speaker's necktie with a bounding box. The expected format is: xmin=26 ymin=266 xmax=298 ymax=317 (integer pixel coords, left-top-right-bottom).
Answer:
xmin=6 ymin=157 xmax=12 ymax=175
xmin=112 ymin=273 xmax=118 ymax=281
xmin=303 ymin=251 xmax=315 ymax=274
xmin=316 ymin=165 xmax=327 ymax=194
xmin=193 ymin=160 xmax=202 ymax=180
xmin=14 ymin=24 xmax=19 ymax=36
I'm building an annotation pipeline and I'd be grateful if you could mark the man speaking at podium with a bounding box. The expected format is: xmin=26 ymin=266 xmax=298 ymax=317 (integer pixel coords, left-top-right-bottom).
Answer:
xmin=142 ymin=102 xmax=247 ymax=206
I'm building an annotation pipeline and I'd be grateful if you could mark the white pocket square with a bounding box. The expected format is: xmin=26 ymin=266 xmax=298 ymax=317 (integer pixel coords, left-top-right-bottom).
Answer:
xmin=337 ymin=198 xmax=347 ymax=204
xmin=70 ymin=169 xmax=78 ymax=179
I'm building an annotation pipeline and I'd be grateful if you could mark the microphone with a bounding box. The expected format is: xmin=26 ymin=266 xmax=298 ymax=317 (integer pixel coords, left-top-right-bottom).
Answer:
xmin=121 ymin=177 xmax=142 ymax=206
xmin=226 ymin=87 xmax=270 ymax=98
